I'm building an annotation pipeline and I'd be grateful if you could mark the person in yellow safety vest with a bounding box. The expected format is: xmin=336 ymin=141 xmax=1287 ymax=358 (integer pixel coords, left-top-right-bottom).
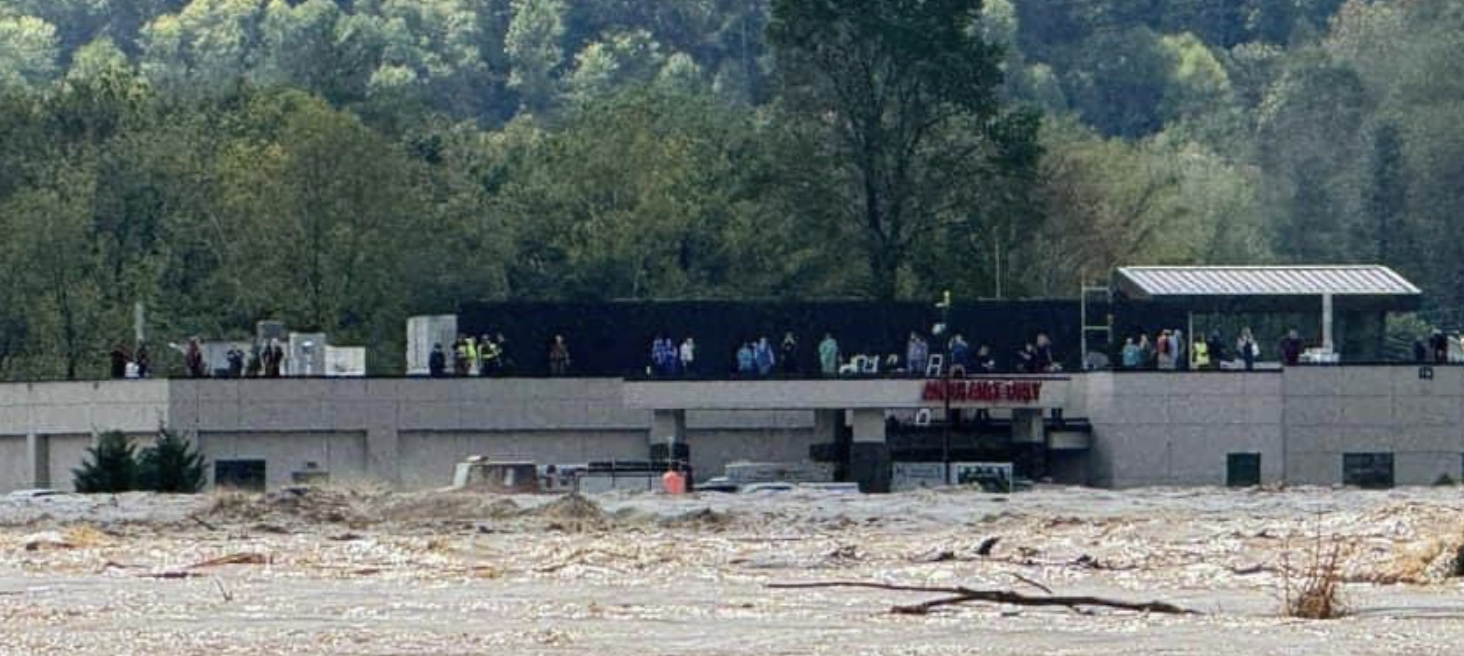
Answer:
xmin=1192 ymin=338 xmax=1211 ymax=370
xmin=465 ymin=336 xmax=480 ymax=376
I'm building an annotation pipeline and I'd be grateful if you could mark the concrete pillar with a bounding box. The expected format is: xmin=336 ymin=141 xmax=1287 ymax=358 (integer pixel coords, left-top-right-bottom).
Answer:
xmin=1322 ymin=293 xmax=1334 ymax=352
xmin=849 ymin=409 xmax=891 ymax=493
xmin=366 ymin=427 xmax=400 ymax=486
xmin=1011 ymin=409 xmax=1046 ymax=445
xmin=650 ymin=409 xmax=687 ymax=445
xmin=650 ymin=410 xmax=688 ymax=470
xmin=26 ymin=433 xmax=48 ymax=489
xmin=814 ymin=409 xmax=841 ymax=443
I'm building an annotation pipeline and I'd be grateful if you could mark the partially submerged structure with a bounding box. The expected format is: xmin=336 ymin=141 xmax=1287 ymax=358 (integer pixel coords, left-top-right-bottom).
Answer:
xmin=2 ymin=265 xmax=1453 ymax=494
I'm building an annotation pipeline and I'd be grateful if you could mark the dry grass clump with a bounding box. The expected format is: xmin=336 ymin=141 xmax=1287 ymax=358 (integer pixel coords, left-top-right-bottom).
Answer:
xmin=62 ymin=525 xmax=109 ymax=548
xmin=1281 ymin=523 xmax=1351 ymax=620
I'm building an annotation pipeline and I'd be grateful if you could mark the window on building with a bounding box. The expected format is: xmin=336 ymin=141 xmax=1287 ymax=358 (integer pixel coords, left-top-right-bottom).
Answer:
xmin=1342 ymin=453 xmax=1394 ymax=489
xmin=1227 ymin=453 xmax=1262 ymax=487
xmin=214 ymin=459 xmax=267 ymax=492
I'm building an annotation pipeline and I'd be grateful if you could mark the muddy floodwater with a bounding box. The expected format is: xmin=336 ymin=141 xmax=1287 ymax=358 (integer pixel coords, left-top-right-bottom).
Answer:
xmin=1 ymin=486 xmax=1462 ymax=655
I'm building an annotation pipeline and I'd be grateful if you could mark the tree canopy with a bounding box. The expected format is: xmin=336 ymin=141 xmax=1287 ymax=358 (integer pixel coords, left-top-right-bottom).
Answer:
xmin=0 ymin=0 xmax=1460 ymax=376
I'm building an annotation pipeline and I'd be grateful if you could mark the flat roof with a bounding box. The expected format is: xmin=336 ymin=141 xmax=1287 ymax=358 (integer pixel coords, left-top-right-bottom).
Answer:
xmin=1115 ymin=266 xmax=1421 ymax=312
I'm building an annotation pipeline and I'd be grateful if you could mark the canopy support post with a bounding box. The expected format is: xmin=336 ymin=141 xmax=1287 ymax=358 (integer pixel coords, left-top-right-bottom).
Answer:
xmin=1322 ymin=293 xmax=1334 ymax=353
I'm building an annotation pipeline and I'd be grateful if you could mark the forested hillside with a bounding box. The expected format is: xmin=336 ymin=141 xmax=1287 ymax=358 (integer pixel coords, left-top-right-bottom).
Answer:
xmin=0 ymin=0 xmax=1459 ymax=377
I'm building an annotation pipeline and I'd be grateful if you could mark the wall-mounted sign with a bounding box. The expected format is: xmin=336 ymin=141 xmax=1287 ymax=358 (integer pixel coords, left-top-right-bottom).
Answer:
xmin=921 ymin=379 xmax=1044 ymax=404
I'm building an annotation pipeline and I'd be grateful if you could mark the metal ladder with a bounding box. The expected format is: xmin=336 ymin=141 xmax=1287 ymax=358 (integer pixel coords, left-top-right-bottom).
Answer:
xmin=1079 ymin=283 xmax=1114 ymax=369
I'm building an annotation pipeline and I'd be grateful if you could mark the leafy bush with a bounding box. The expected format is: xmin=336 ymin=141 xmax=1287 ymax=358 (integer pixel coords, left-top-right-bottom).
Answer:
xmin=72 ymin=431 xmax=137 ymax=493
xmin=137 ymin=428 xmax=207 ymax=493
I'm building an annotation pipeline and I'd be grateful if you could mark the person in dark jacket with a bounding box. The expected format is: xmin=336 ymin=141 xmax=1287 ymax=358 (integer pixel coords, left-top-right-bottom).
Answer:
xmin=976 ymin=344 xmax=997 ymax=373
xmin=1280 ymin=329 xmax=1303 ymax=366
xmin=109 ymin=345 xmax=130 ymax=379
xmin=1414 ymin=338 xmax=1429 ymax=363
xmin=429 ymin=343 xmax=447 ymax=377
xmin=1034 ymin=332 xmax=1054 ymax=372
xmin=548 ymin=335 xmax=571 ymax=376
xmin=226 ymin=346 xmax=245 ymax=378
xmin=1014 ymin=343 xmax=1036 ymax=374
xmin=185 ymin=337 xmax=206 ymax=378
xmin=1206 ymin=331 xmax=1226 ymax=369
xmin=1429 ymin=329 xmax=1449 ymax=363
xmin=264 ymin=339 xmax=285 ymax=378
xmin=779 ymin=332 xmax=799 ymax=375
xmin=134 ymin=345 xmax=150 ymax=378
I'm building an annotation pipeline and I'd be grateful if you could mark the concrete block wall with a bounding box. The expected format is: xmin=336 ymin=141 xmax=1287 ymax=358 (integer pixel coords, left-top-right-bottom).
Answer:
xmin=46 ymin=434 xmax=105 ymax=492
xmin=1282 ymin=366 xmax=1464 ymax=485
xmin=0 ymin=436 xmax=27 ymax=491
xmin=1086 ymin=372 xmax=1285 ymax=488
xmin=197 ymin=431 xmax=369 ymax=490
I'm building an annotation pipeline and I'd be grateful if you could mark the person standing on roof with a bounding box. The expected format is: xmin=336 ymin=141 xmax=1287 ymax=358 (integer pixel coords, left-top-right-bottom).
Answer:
xmin=1191 ymin=336 xmax=1210 ymax=370
xmin=1156 ymin=330 xmax=1174 ymax=370
xmin=906 ymin=333 xmax=928 ymax=377
xmin=1280 ymin=329 xmax=1303 ymax=366
xmin=548 ymin=335 xmax=571 ymax=376
xmin=679 ymin=337 xmax=696 ymax=376
xmin=818 ymin=333 xmax=840 ymax=377
xmin=1237 ymin=328 xmax=1258 ymax=371
xmin=1121 ymin=337 xmax=1140 ymax=369
xmin=736 ymin=341 xmax=755 ymax=377
xmin=754 ymin=336 xmax=776 ymax=377
xmin=1429 ymin=329 xmax=1449 ymax=363
xmin=429 ymin=343 xmax=446 ymax=377
xmin=780 ymin=332 xmax=799 ymax=376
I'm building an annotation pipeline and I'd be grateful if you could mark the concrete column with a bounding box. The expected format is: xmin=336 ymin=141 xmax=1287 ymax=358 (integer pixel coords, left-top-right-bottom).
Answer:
xmin=814 ymin=409 xmax=842 ymax=444
xmin=26 ymin=433 xmax=48 ymax=489
xmin=1322 ymin=293 xmax=1334 ymax=352
xmin=650 ymin=409 xmax=687 ymax=445
xmin=849 ymin=409 xmax=891 ymax=493
xmin=366 ymin=427 xmax=400 ymax=486
xmin=650 ymin=410 xmax=688 ymax=468
xmin=1011 ymin=409 xmax=1046 ymax=445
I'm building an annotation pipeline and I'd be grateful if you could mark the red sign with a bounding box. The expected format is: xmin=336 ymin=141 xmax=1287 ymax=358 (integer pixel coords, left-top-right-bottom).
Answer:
xmin=921 ymin=380 xmax=1044 ymax=404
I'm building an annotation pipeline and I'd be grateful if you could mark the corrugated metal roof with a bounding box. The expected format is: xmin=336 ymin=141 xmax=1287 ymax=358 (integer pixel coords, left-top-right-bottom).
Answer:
xmin=1116 ymin=266 xmax=1421 ymax=298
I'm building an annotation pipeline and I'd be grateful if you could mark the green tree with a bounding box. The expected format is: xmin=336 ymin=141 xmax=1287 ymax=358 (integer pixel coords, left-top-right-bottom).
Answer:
xmin=137 ymin=426 xmax=206 ymax=493
xmin=1062 ymin=27 xmax=1171 ymax=138
xmin=0 ymin=15 xmax=60 ymax=90
xmin=565 ymin=29 xmax=665 ymax=104
xmin=3 ymin=181 xmax=109 ymax=380
xmin=769 ymin=0 xmax=1034 ymax=299
xmin=498 ymin=87 xmax=797 ymax=299
xmin=1365 ymin=122 xmax=1404 ymax=264
xmin=506 ymin=0 xmax=565 ymax=113
xmin=73 ymin=431 xmax=137 ymax=493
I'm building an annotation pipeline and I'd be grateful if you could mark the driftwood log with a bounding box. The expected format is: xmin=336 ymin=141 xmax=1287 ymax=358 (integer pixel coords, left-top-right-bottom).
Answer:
xmin=768 ymin=581 xmax=1198 ymax=616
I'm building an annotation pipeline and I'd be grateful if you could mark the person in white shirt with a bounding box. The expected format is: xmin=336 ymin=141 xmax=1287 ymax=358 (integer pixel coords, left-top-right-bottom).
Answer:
xmin=679 ymin=337 xmax=696 ymax=376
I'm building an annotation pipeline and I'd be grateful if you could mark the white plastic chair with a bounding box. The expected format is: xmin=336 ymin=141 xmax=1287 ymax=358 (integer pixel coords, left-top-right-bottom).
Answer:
xmin=925 ymin=354 xmax=944 ymax=378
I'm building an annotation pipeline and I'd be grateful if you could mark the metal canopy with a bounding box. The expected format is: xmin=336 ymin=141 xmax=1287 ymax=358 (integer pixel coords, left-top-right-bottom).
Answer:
xmin=1115 ymin=266 xmax=1421 ymax=312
